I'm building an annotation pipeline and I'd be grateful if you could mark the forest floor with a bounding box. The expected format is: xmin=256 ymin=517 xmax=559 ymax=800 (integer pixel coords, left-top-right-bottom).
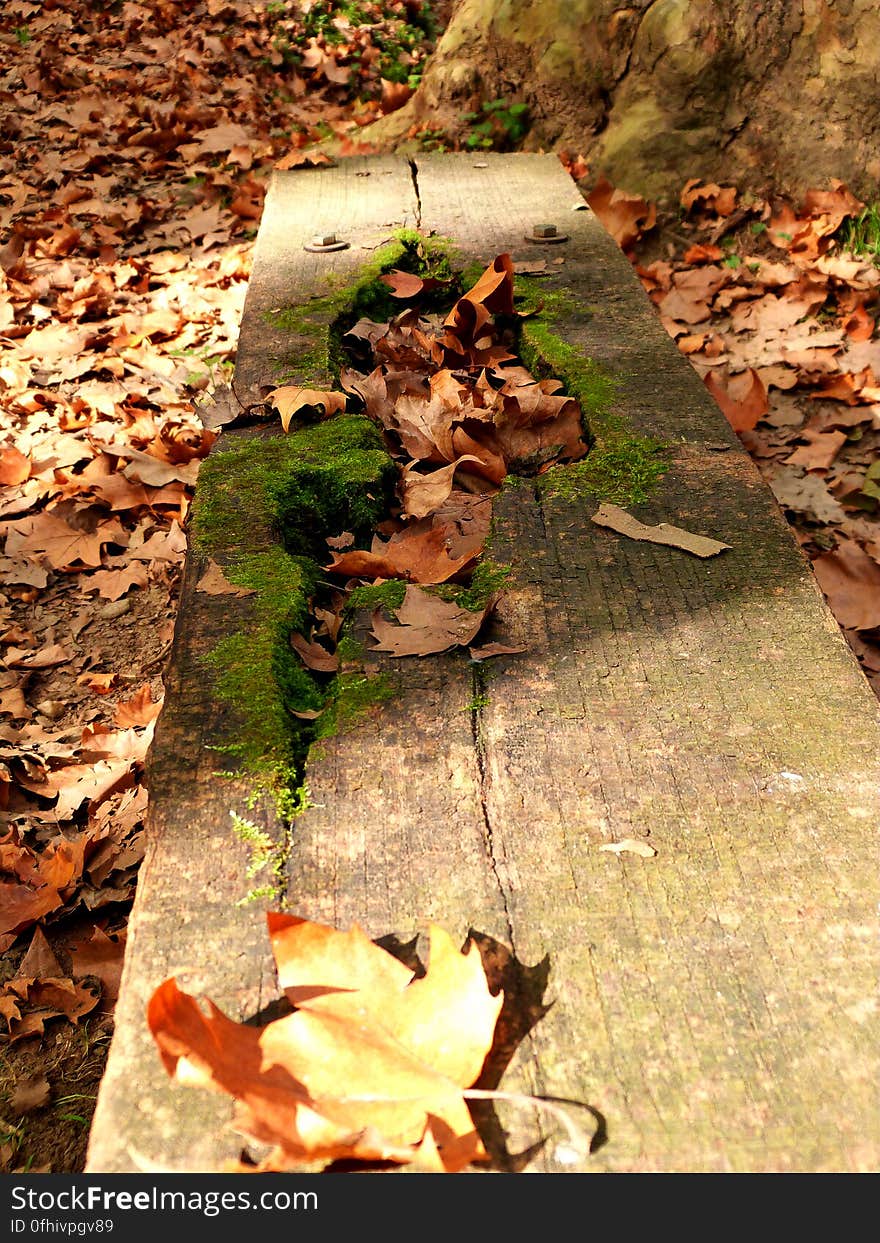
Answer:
xmin=1 ymin=0 xmax=879 ymax=1173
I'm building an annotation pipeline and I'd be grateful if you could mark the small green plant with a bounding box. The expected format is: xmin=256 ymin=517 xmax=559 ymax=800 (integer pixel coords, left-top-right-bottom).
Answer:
xmin=462 ymin=98 xmax=529 ymax=151
xmin=14 ymin=26 xmax=31 ymax=44
xmin=837 ymin=204 xmax=880 ymax=261
xmin=230 ymin=811 xmax=288 ymax=903
xmin=416 ymin=127 xmax=452 ymax=153
xmin=53 ymin=1094 xmax=96 ymax=1126
xmin=749 ymin=220 xmax=767 ymax=235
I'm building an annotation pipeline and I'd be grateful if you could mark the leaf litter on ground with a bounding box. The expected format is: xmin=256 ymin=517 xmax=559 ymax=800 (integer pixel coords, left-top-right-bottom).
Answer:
xmin=599 ymin=170 xmax=880 ymax=693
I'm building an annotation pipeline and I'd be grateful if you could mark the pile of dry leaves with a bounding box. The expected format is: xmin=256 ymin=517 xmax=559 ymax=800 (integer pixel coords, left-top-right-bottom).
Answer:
xmin=271 ymin=253 xmax=584 ymax=664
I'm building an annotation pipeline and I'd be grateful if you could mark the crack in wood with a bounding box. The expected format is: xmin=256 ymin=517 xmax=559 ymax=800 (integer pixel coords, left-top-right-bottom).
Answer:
xmin=469 ymin=663 xmax=516 ymax=952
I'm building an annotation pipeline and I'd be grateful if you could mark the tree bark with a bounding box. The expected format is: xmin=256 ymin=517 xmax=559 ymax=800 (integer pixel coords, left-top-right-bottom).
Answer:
xmin=363 ymin=0 xmax=880 ymax=203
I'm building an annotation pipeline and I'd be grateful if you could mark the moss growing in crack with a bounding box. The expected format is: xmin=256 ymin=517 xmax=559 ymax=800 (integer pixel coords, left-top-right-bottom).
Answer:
xmin=346 ymin=579 xmax=407 ymax=613
xmin=316 ymin=670 xmax=396 ymax=739
xmin=205 ymin=547 xmax=321 ymax=795
xmin=515 ymin=276 xmax=670 ymax=504
xmin=230 ymin=811 xmax=286 ymax=904
xmin=262 ymin=229 xmax=469 ymax=384
xmin=430 ymin=559 xmax=512 ymax=611
xmin=193 ymin=416 xmax=396 ymax=559
xmin=193 ymin=417 xmax=398 ymax=811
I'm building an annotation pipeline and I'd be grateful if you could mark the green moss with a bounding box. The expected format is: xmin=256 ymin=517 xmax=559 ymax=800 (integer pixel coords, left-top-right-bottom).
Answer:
xmin=346 ymin=579 xmax=408 ymax=613
xmin=539 ymin=437 xmax=669 ymax=506
xmin=430 ymin=559 xmax=512 ymax=611
xmin=205 ymin=548 xmax=321 ymax=794
xmin=194 ymin=417 xmax=398 ymax=814
xmin=193 ymin=416 xmax=396 ymax=559
xmin=316 ymin=670 xmax=396 ymax=739
xmin=335 ymin=635 xmax=366 ymax=664
xmin=515 ymin=276 xmax=671 ymax=503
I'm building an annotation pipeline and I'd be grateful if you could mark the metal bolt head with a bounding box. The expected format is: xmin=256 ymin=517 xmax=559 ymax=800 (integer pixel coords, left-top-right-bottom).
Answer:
xmin=533 ymin=224 xmax=558 ymax=238
xmin=303 ymin=234 xmax=349 ymax=253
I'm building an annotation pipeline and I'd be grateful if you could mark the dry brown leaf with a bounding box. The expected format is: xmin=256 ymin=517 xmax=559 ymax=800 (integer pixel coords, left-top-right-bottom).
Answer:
xmin=196 ymin=560 xmax=256 ymax=598
xmin=784 ymin=429 xmax=847 ymax=470
xmin=84 ymin=564 xmax=149 ymax=601
xmin=290 ymin=633 xmax=338 ymax=673
xmin=765 ymin=466 xmax=847 ymax=524
xmin=704 ymin=368 xmax=769 ymax=433
xmin=587 ymin=177 xmax=657 ymax=250
xmin=10 ymin=1075 xmax=51 ymax=1116
xmin=268 ymin=387 xmax=347 ymax=433
xmin=69 ymin=926 xmax=126 ymax=1008
xmin=591 ymin=504 xmax=731 ymax=558
xmin=369 ymin=585 xmax=495 ymax=657
xmin=0 ymin=447 xmax=31 ymax=486
xmin=326 ymin=521 xmax=477 ymax=586
xmin=680 ymin=179 xmax=738 ymax=217
xmin=399 ymin=456 xmax=484 ymax=520
xmin=468 ymin=641 xmax=527 ymax=662
xmin=811 ymin=539 xmax=880 ymax=630
xmin=3 ymin=643 xmax=72 ymax=671
xmin=113 ymin=685 xmax=164 ymax=728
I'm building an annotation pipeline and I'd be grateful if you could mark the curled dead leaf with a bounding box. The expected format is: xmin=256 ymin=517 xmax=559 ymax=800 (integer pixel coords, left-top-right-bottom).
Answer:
xmin=267 ymin=387 xmax=347 ymax=433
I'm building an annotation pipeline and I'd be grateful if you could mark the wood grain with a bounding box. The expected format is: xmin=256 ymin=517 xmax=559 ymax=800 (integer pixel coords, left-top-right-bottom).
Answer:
xmin=88 ymin=155 xmax=880 ymax=1173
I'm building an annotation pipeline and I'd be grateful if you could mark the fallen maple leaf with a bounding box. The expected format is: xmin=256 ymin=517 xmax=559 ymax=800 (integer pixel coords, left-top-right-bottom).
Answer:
xmin=704 ymin=367 xmax=769 ymax=433
xmin=149 ymin=915 xmax=503 ymax=1172
xmin=811 ymin=539 xmax=880 ymax=630
xmin=290 ymin=633 xmax=338 ymax=673
xmin=587 ymin=178 xmax=657 ymax=251
xmin=196 ymin=560 xmax=256 ymax=598
xmin=326 ymin=521 xmax=477 ymax=586
xmin=113 ymin=685 xmax=163 ymax=728
xmin=680 ymin=179 xmax=738 ymax=218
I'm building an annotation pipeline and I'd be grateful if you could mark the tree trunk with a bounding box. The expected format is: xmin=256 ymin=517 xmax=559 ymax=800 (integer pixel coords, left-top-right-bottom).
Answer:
xmin=363 ymin=0 xmax=880 ymax=203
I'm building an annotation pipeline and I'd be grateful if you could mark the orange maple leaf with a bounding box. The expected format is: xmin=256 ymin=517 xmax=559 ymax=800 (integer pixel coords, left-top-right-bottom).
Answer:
xmin=148 ymin=916 xmax=504 ymax=1172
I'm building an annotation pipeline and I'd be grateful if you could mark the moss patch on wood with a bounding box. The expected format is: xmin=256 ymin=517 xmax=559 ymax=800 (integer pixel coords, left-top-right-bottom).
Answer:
xmin=515 ymin=277 xmax=670 ymax=504
xmin=198 ymin=253 xmax=668 ymax=817
xmin=265 ymin=229 xmax=469 ymax=386
xmin=192 ymin=416 xmax=399 ymax=814
xmin=193 ymin=416 xmax=396 ymax=558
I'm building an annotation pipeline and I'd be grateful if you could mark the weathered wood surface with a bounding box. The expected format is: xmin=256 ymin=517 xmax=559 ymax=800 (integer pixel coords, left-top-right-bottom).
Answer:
xmin=88 ymin=154 xmax=880 ymax=1173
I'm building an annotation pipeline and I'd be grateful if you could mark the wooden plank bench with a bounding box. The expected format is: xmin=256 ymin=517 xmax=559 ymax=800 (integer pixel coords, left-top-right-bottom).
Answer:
xmin=86 ymin=154 xmax=880 ymax=1174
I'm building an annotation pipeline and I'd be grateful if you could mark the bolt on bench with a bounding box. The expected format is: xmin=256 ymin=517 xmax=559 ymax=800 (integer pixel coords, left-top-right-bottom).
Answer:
xmin=87 ymin=155 xmax=880 ymax=1174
